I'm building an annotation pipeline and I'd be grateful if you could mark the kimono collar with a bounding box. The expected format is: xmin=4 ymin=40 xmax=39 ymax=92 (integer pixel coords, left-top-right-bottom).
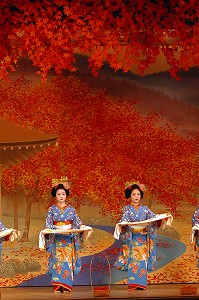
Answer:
xmin=131 ymin=203 xmax=140 ymax=209
xmin=56 ymin=204 xmax=67 ymax=211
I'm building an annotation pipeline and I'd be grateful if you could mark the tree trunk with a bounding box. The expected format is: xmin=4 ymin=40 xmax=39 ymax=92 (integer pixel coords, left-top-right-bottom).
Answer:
xmin=147 ymin=195 xmax=153 ymax=209
xmin=14 ymin=195 xmax=18 ymax=231
xmin=20 ymin=195 xmax=32 ymax=242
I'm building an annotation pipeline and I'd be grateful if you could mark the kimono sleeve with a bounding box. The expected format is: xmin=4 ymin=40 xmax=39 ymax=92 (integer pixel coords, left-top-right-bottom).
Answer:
xmin=0 ymin=221 xmax=7 ymax=232
xmin=44 ymin=207 xmax=54 ymax=252
xmin=0 ymin=222 xmax=8 ymax=242
xmin=119 ymin=206 xmax=131 ymax=244
xmin=146 ymin=208 xmax=158 ymax=271
xmin=0 ymin=222 xmax=8 ymax=262
xmin=192 ymin=207 xmax=199 ymax=268
xmin=192 ymin=208 xmax=199 ymax=227
xmin=44 ymin=207 xmax=54 ymax=229
xmin=146 ymin=208 xmax=156 ymax=220
xmin=71 ymin=208 xmax=83 ymax=229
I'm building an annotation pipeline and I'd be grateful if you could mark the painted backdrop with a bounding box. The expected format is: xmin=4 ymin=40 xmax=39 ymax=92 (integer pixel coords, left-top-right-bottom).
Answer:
xmin=0 ymin=57 xmax=199 ymax=287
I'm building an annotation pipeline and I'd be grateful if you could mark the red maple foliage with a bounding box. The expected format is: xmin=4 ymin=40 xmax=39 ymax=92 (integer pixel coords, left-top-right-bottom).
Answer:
xmin=0 ymin=0 xmax=199 ymax=81
xmin=1 ymin=76 xmax=199 ymax=221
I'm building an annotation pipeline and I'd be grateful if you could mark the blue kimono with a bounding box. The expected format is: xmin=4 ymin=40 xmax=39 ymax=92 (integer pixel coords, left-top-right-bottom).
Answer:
xmin=192 ymin=206 xmax=199 ymax=268
xmin=114 ymin=204 xmax=158 ymax=290
xmin=0 ymin=221 xmax=7 ymax=262
xmin=44 ymin=204 xmax=83 ymax=292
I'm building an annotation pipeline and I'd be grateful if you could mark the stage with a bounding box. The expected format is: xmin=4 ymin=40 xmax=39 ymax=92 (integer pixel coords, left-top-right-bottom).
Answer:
xmin=0 ymin=284 xmax=198 ymax=300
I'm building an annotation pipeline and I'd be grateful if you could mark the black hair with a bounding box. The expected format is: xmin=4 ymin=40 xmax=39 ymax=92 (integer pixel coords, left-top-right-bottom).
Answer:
xmin=51 ymin=183 xmax=70 ymax=198
xmin=125 ymin=184 xmax=144 ymax=199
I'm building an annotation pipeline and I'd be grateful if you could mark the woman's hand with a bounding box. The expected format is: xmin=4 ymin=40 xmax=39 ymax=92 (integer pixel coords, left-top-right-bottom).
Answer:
xmin=80 ymin=224 xmax=86 ymax=229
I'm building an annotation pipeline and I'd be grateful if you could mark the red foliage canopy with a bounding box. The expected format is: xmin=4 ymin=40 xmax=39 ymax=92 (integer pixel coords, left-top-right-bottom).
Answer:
xmin=0 ymin=0 xmax=199 ymax=81
xmin=1 ymin=76 xmax=199 ymax=218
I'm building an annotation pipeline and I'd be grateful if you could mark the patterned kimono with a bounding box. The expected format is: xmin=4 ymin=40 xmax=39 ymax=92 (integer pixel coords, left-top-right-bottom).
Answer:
xmin=44 ymin=204 xmax=83 ymax=292
xmin=0 ymin=221 xmax=7 ymax=262
xmin=114 ymin=204 xmax=158 ymax=290
xmin=192 ymin=206 xmax=199 ymax=268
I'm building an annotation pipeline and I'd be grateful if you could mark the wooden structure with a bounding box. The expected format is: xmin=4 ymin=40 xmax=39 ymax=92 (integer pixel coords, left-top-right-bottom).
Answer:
xmin=1 ymin=284 xmax=199 ymax=299
xmin=0 ymin=119 xmax=58 ymax=226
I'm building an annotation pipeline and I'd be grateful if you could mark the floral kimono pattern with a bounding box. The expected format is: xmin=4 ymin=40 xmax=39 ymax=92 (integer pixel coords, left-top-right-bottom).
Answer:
xmin=114 ymin=204 xmax=158 ymax=290
xmin=44 ymin=204 xmax=83 ymax=292
xmin=192 ymin=206 xmax=199 ymax=268
xmin=0 ymin=221 xmax=7 ymax=262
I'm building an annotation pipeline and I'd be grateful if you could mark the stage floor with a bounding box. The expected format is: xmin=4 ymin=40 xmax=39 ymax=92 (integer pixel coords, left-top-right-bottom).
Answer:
xmin=0 ymin=284 xmax=199 ymax=300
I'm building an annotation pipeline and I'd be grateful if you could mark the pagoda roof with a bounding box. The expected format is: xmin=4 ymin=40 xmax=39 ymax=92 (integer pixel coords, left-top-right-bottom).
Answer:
xmin=0 ymin=119 xmax=58 ymax=169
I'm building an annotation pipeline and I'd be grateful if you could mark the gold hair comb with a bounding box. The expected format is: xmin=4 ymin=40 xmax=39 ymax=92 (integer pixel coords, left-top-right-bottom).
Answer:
xmin=52 ymin=176 xmax=70 ymax=189
xmin=125 ymin=180 xmax=146 ymax=192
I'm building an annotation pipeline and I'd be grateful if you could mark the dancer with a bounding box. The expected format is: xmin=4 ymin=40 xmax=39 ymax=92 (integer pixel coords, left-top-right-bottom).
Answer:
xmin=113 ymin=181 xmax=172 ymax=290
xmin=0 ymin=221 xmax=17 ymax=260
xmin=41 ymin=176 xmax=92 ymax=293
xmin=0 ymin=221 xmax=8 ymax=259
xmin=191 ymin=205 xmax=199 ymax=268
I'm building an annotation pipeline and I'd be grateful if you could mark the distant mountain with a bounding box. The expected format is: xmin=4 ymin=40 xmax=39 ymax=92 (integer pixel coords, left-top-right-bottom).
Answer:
xmin=10 ymin=56 xmax=199 ymax=136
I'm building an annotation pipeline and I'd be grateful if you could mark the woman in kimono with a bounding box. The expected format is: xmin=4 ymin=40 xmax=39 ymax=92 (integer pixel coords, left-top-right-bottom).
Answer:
xmin=0 ymin=221 xmax=17 ymax=261
xmin=0 ymin=221 xmax=8 ymax=260
xmin=191 ymin=206 xmax=199 ymax=268
xmin=114 ymin=182 xmax=161 ymax=290
xmin=44 ymin=177 xmax=85 ymax=293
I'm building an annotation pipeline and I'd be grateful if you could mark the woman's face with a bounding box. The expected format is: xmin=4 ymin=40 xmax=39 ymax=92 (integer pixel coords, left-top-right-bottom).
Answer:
xmin=56 ymin=189 xmax=67 ymax=205
xmin=130 ymin=188 xmax=141 ymax=205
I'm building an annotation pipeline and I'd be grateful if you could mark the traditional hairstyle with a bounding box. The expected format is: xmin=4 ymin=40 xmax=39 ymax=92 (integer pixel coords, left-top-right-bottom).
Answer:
xmin=51 ymin=176 xmax=70 ymax=198
xmin=124 ymin=181 xmax=146 ymax=199
xmin=51 ymin=183 xmax=70 ymax=197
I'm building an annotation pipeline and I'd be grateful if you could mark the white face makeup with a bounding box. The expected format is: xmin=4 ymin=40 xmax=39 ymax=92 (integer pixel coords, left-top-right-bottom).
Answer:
xmin=56 ymin=189 xmax=67 ymax=206
xmin=130 ymin=188 xmax=141 ymax=205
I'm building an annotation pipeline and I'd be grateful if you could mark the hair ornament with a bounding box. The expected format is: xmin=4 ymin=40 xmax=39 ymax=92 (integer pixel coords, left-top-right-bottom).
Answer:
xmin=52 ymin=176 xmax=71 ymax=190
xmin=125 ymin=180 xmax=146 ymax=192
